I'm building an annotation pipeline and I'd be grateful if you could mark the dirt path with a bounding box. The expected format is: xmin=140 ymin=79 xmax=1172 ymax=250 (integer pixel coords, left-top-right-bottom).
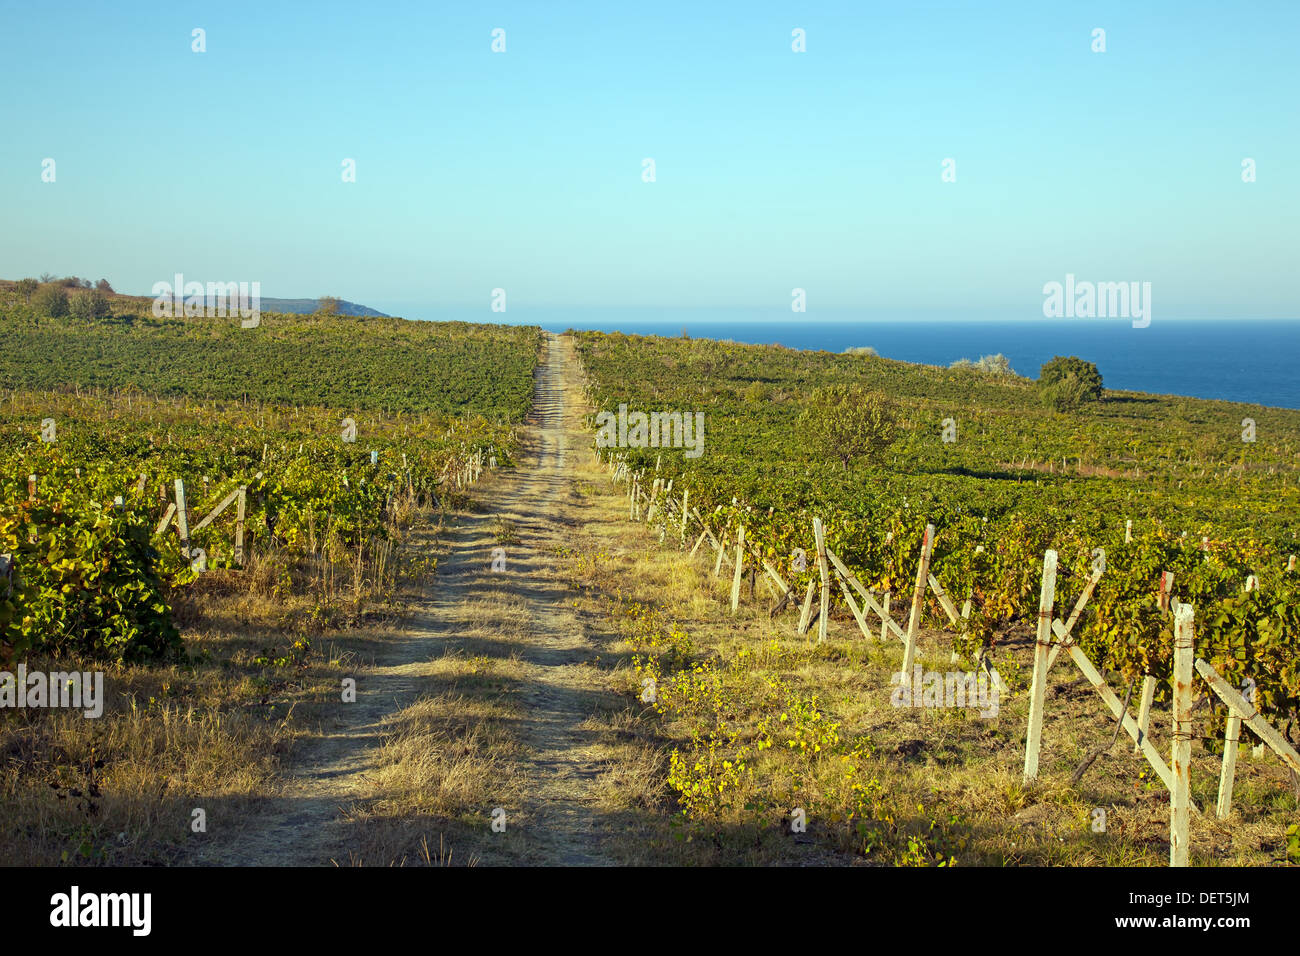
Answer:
xmin=191 ymin=333 xmax=617 ymax=866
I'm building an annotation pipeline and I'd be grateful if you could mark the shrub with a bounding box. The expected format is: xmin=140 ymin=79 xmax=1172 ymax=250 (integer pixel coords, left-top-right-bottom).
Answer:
xmin=70 ymin=288 xmax=111 ymax=319
xmin=844 ymin=346 xmax=878 ymax=357
xmin=14 ymin=278 xmax=38 ymax=302
xmin=800 ymin=384 xmax=898 ymax=469
xmin=32 ymin=285 xmax=70 ymax=317
xmin=1038 ymin=356 xmax=1103 ymax=406
xmin=951 ymin=354 xmax=1015 ymax=375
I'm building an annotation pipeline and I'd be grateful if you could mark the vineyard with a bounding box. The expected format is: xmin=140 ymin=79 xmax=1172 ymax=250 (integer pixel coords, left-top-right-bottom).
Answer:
xmin=0 ymin=298 xmax=544 ymax=664
xmin=574 ymin=330 xmax=1300 ymax=865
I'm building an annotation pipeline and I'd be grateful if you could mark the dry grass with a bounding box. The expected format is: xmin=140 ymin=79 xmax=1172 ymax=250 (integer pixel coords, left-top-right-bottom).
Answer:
xmin=0 ymin=505 xmax=448 ymax=866
xmin=559 ymin=474 xmax=1300 ymax=867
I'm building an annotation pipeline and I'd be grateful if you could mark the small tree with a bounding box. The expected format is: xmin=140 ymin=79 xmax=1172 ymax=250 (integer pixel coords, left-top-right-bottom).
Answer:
xmin=801 ymin=384 xmax=898 ymax=469
xmin=95 ymin=278 xmax=114 ymax=293
xmin=15 ymin=278 xmax=38 ymax=302
xmin=318 ymin=296 xmax=341 ymax=315
xmin=33 ymin=285 xmax=69 ymax=317
xmin=1038 ymin=356 xmax=1103 ymax=409
xmin=70 ymin=288 xmax=111 ymax=319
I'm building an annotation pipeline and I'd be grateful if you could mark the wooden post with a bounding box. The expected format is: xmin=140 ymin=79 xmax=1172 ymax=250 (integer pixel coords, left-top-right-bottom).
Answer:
xmin=1125 ymin=519 xmax=1133 ymax=543
xmin=27 ymin=475 xmax=35 ymax=500
xmin=1134 ymin=676 xmax=1157 ymax=754
xmin=1216 ymin=710 xmax=1242 ymax=820
xmin=714 ymin=531 xmax=729 ymax=576
xmin=1194 ymin=658 xmax=1300 ymax=775
xmin=902 ymin=524 xmax=935 ymax=674
xmin=1288 ymin=555 xmax=1296 ymax=572
xmin=1170 ymin=603 xmax=1195 ymax=867
xmin=174 ymin=479 xmax=191 ymax=555
xmin=797 ymin=579 xmax=816 ymax=635
xmin=881 ymin=591 xmax=891 ymax=639
xmin=730 ymin=526 xmax=745 ymax=613
xmin=1023 ymin=549 xmax=1059 ymax=784
xmin=813 ymin=518 xmax=830 ymax=643
xmin=154 ymin=503 xmax=176 ymax=537
xmin=680 ymin=488 xmax=689 ymax=545
xmin=234 ymin=486 xmax=246 ymax=565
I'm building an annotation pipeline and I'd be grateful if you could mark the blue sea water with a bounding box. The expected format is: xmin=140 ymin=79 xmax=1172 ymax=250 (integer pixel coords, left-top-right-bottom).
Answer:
xmin=380 ymin=306 xmax=1300 ymax=410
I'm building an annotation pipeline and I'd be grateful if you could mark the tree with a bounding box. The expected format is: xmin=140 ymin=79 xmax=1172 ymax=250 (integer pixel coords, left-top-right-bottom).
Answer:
xmin=70 ymin=288 xmax=111 ymax=319
xmin=800 ymin=384 xmax=898 ymax=469
xmin=96 ymin=278 xmax=114 ymax=293
xmin=38 ymin=273 xmax=55 ymax=283
xmin=318 ymin=296 xmax=341 ymax=315
xmin=33 ymin=285 xmax=69 ymax=317
xmin=15 ymin=278 xmax=38 ymax=302
xmin=1038 ymin=355 xmax=1103 ymax=410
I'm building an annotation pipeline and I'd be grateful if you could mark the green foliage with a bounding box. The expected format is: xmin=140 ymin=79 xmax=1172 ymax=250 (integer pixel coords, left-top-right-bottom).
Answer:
xmin=952 ymin=354 xmax=1015 ymax=375
xmin=0 ymin=307 xmax=543 ymax=419
xmin=32 ymin=285 xmax=69 ymax=318
xmin=14 ymin=279 xmax=38 ymax=302
xmin=577 ymin=330 xmax=1300 ymax=731
xmin=800 ymin=384 xmax=898 ymax=469
xmin=1038 ymin=355 xmax=1103 ymax=408
xmin=69 ymin=288 xmax=111 ymax=320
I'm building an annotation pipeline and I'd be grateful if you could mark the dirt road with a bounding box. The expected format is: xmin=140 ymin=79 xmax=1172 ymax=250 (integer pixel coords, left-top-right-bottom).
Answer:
xmin=192 ymin=333 xmax=624 ymax=866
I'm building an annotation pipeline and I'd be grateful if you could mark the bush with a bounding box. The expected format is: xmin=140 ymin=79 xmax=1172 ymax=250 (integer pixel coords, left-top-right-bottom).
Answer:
xmin=844 ymin=346 xmax=878 ymax=357
xmin=14 ymin=278 xmax=38 ymax=302
xmin=1040 ymin=375 xmax=1093 ymax=412
xmin=800 ymin=384 xmax=898 ymax=469
xmin=70 ymin=288 xmax=112 ymax=319
xmin=1038 ymin=356 xmax=1103 ymax=406
xmin=952 ymin=354 xmax=1015 ymax=375
xmin=32 ymin=285 xmax=70 ymax=317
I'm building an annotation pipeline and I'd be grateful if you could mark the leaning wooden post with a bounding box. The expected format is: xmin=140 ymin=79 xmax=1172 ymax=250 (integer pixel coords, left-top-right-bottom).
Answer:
xmin=680 ymin=488 xmax=689 ymax=546
xmin=1170 ymin=603 xmax=1195 ymax=867
xmin=902 ymin=524 xmax=935 ymax=675
xmin=234 ymin=486 xmax=247 ymax=565
xmin=797 ymin=579 xmax=816 ymax=635
xmin=881 ymin=591 xmax=891 ymax=639
xmin=730 ymin=526 xmax=746 ymax=613
xmin=1216 ymin=708 xmax=1243 ymax=820
xmin=1023 ymin=549 xmax=1059 ymax=784
xmin=1134 ymin=676 xmax=1157 ymax=754
xmin=813 ymin=518 xmax=830 ymax=643
xmin=174 ymin=478 xmax=191 ymax=555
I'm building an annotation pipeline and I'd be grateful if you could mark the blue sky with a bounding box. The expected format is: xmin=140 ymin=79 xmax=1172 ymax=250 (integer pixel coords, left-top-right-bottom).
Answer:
xmin=2 ymin=0 xmax=1296 ymax=318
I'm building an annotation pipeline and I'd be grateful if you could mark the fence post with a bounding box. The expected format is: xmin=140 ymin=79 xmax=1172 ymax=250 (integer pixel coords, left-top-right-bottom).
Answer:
xmin=174 ymin=478 xmax=191 ymax=555
xmin=902 ymin=524 xmax=935 ymax=674
xmin=1216 ymin=710 xmax=1242 ymax=820
xmin=730 ymin=526 xmax=745 ymax=613
xmin=1170 ymin=603 xmax=1195 ymax=867
xmin=1125 ymin=519 xmax=1132 ymax=543
xmin=234 ymin=486 xmax=247 ymax=565
xmin=1023 ymin=549 xmax=1058 ymax=784
xmin=813 ymin=518 xmax=830 ymax=643
xmin=680 ymin=488 xmax=689 ymax=546
xmin=1134 ymin=676 xmax=1157 ymax=754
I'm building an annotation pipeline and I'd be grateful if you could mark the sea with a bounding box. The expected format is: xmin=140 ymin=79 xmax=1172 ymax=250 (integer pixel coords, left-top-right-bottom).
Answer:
xmin=374 ymin=306 xmax=1300 ymax=410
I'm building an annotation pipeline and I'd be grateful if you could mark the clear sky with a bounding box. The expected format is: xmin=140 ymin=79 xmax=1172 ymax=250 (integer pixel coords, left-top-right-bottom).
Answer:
xmin=2 ymin=0 xmax=1296 ymax=318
